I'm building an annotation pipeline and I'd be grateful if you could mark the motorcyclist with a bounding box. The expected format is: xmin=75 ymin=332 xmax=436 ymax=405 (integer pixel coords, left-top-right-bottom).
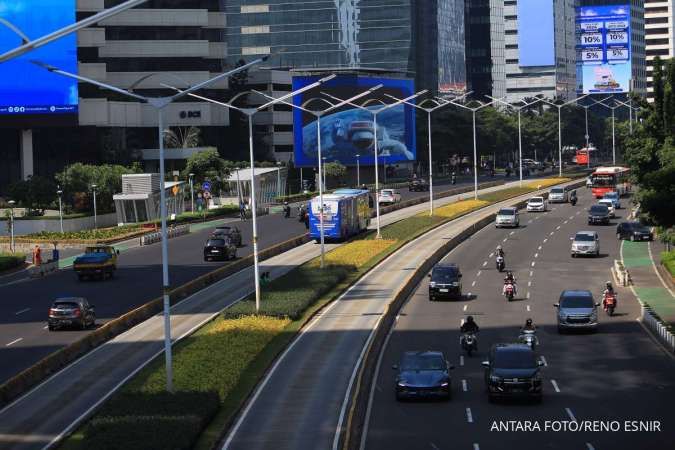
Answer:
xmin=451 ymin=171 xmax=457 ymax=185
xmin=503 ymin=271 xmax=517 ymax=296
xmin=570 ymin=189 xmax=577 ymax=205
xmin=283 ymin=201 xmax=291 ymax=218
xmin=603 ymin=281 xmax=617 ymax=305
xmin=496 ymin=245 xmax=505 ymax=258
xmin=460 ymin=316 xmax=480 ymax=334
xmin=521 ymin=318 xmax=536 ymax=332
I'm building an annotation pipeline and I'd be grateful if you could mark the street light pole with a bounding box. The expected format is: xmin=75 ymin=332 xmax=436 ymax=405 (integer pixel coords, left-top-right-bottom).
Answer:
xmin=591 ymin=97 xmax=622 ymax=165
xmin=188 ymin=173 xmax=195 ymax=213
xmin=450 ymin=96 xmax=503 ymax=197
xmin=355 ymin=153 xmax=360 ymax=186
xmin=321 ymin=157 xmax=327 ymax=191
xmin=91 ymin=184 xmax=98 ymax=229
xmin=34 ymin=57 xmax=268 ymax=393
xmin=57 ymin=189 xmax=64 ymax=233
xmin=540 ymin=94 xmax=590 ymax=177
xmin=322 ymin=89 xmax=428 ymax=237
xmin=7 ymin=200 xmax=15 ymax=253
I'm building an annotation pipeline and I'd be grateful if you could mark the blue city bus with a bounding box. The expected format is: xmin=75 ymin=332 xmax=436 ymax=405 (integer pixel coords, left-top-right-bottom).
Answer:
xmin=309 ymin=189 xmax=371 ymax=241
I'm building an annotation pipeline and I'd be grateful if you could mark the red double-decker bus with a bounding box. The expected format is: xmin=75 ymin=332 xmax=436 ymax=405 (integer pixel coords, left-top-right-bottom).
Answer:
xmin=590 ymin=166 xmax=631 ymax=198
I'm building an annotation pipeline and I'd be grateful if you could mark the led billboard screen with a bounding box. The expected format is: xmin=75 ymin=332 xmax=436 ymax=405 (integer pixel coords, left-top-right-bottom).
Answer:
xmin=292 ymin=75 xmax=416 ymax=167
xmin=0 ymin=0 xmax=78 ymax=123
xmin=518 ymin=0 xmax=555 ymax=67
xmin=576 ymin=5 xmax=631 ymax=94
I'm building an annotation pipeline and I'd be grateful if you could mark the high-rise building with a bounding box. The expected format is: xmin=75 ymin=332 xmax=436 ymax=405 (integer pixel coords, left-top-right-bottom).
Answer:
xmin=503 ymin=0 xmax=578 ymax=103
xmin=464 ymin=0 xmax=506 ymax=99
xmin=645 ymin=0 xmax=674 ymax=102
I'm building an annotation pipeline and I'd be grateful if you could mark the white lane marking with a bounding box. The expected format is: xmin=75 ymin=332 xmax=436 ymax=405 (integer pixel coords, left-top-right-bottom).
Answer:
xmin=531 ymin=261 xmax=536 ymax=267
xmin=543 ymin=238 xmax=548 ymax=243
xmin=534 ymin=253 xmax=539 ymax=258
xmin=462 ymin=379 xmax=468 ymax=392
xmin=566 ymin=408 xmax=577 ymax=422
xmin=482 ymin=261 xmax=487 ymax=267
xmin=552 ymin=207 xmax=557 ymax=211
xmin=529 ymin=271 xmax=533 ymax=277
xmin=537 ymin=246 xmax=542 ymax=251
xmin=586 ymin=443 xmax=595 ymax=450
xmin=477 ymin=270 xmax=482 ymax=277
xmin=430 ymin=443 xmax=439 ymax=450
xmin=526 ymin=305 xmax=531 ymax=312
xmin=550 ymin=231 xmax=555 ymax=236
xmin=502 ymin=238 xmax=508 ymax=243
xmin=473 ymin=445 xmax=480 ymax=450
xmin=509 ymin=231 xmax=515 ymax=235
xmin=526 ymin=292 xmax=531 ymax=299
xmin=6 ymin=338 xmax=23 ymax=347
xmin=460 ymin=319 xmax=465 ymax=327
xmin=43 ymin=325 xmax=48 ymax=330
xmin=576 ymin=211 xmax=581 ymax=215
xmin=14 ymin=308 xmax=30 ymax=315
xmin=540 ymin=356 xmax=548 ymax=366
xmin=460 ymin=355 xmax=465 ymax=366
xmin=471 ymin=281 xmax=476 ymax=287
xmin=551 ymin=379 xmax=561 ymax=393
xmin=467 ymin=293 xmax=472 ymax=298
xmin=528 ymin=281 xmax=532 ymax=287
xmin=466 ymin=407 xmax=474 ymax=423
xmin=489 ymin=252 xmax=494 ymax=258
xmin=556 ymin=226 xmax=562 ymax=230
xmin=569 ymin=215 xmax=574 ymax=220
xmin=463 ymin=304 xmax=468 ymax=311
xmin=527 ymin=220 xmax=533 ymax=224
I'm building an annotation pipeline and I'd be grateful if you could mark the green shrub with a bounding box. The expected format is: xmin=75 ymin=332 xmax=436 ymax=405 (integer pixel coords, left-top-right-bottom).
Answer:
xmin=373 ymin=216 xmax=445 ymax=241
xmin=223 ymin=264 xmax=352 ymax=319
xmin=21 ymin=225 xmax=141 ymax=241
xmin=0 ymin=254 xmax=26 ymax=271
xmin=662 ymin=250 xmax=675 ymax=277
xmin=479 ymin=187 xmax=533 ymax=203
xmin=80 ymin=391 xmax=219 ymax=450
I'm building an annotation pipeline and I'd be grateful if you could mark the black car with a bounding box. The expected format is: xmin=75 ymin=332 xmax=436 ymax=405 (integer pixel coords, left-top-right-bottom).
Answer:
xmin=48 ymin=297 xmax=96 ymax=331
xmin=409 ymin=178 xmax=429 ymax=192
xmin=213 ymin=225 xmax=242 ymax=247
xmin=428 ymin=263 xmax=462 ymax=300
xmin=394 ymin=351 xmax=453 ymax=401
xmin=616 ymin=222 xmax=653 ymax=241
xmin=203 ymin=237 xmax=237 ymax=261
xmin=483 ymin=344 xmax=544 ymax=403
xmin=588 ymin=204 xmax=610 ymax=225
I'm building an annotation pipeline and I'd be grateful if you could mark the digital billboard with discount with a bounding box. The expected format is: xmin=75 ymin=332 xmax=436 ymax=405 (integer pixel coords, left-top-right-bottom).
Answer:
xmin=576 ymin=5 xmax=631 ymax=94
xmin=0 ymin=0 xmax=79 ymax=125
xmin=292 ymin=75 xmax=416 ymax=167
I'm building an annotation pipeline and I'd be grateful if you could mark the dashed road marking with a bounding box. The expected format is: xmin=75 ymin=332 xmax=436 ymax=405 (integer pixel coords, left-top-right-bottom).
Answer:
xmin=466 ymin=407 xmax=474 ymax=423
xmin=556 ymin=226 xmax=561 ymax=230
xmin=526 ymin=304 xmax=531 ymax=312
xmin=6 ymin=338 xmax=23 ymax=347
xmin=430 ymin=443 xmax=439 ymax=450
xmin=550 ymin=231 xmax=555 ymax=236
xmin=482 ymin=261 xmax=487 ymax=267
xmin=534 ymin=253 xmax=539 ymax=258
xmin=551 ymin=379 xmax=561 ymax=393
xmin=540 ymin=356 xmax=548 ymax=366
xmin=527 ymin=220 xmax=533 ymax=224
xmin=531 ymin=261 xmax=536 ymax=267
xmin=543 ymin=238 xmax=548 ymax=243
xmin=528 ymin=281 xmax=532 ymax=287
xmin=489 ymin=252 xmax=494 ymax=258
xmin=576 ymin=211 xmax=581 ymax=215
xmin=502 ymin=238 xmax=508 ymax=243
xmin=471 ymin=281 xmax=476 ymax=287
xmin=566 ymin=408 xmax=577 ymax=422
xmin=509 ymin=231 xmax=515 ymax=235
xmin=569 ymin=215 xmax=574 ymax=220
xmin=15 ymin=308 xmax=30 ymax=315
xmin=463 ymin=304 xmax=468 ymax=311
xmin=529 ymin=271 xmax=533 ymax=277
xmin=477 ymin=271 xmax=482 ymax=277
xmin=586 ymin=444 xmax=595 ymax=450
xmin=563 ymin=220 xmax=568 ymax=224
xmin=462 ymin=379 xmax=468 ymax=392
xmin=43 ymin=325 xmax=48 ymax=330
xmin=526 ymin=292 xmax=531 ymax=299
xmin=538 ymin=246 xmax=542 ymax=250
xmin=460 ymin=355 xmax=465 ymax=366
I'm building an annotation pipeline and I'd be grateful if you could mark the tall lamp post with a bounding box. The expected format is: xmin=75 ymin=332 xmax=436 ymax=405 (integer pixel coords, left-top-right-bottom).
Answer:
xmin=164 ymin=75 xmax=335 ymax=304
xmin=90 ymin=184 xmax=98 ymax=229
xmin=540 ymin=94 xmax=590 ymax=176
xmin=449 ymin=97 xmax=503 ymax=197
xmin=321 ymin=157 xmax=327 ymax=190
xmin=322 ymin=90 xmax=428 ymax=238
xmin=577 ymin=101 xmax=594 ymax=169
xmin=355 ymin=153 xmax=361 ymax=186
xmin=487 ymin=96 xmax=543 ymax=185
xmin=188 ymin=173 xmax=195 ymax=213
xmin=385 ymin=93 xmax=468 ymax=216
xmin=613 ymin=98 xmax=639 ymax=135
xmin=276 ymin=161 xmax=282 ymax=199
xmin=7 ymin=200 xmax=15 ymax=253
xmin=252 ymin=86 xmax=383 ymax=267
xmin=57 ymin=188 xmax=64 ymax=233
xmin=591 ymin=97 xmax=621 ymax=165
xmin=34 ymin=58 xmax=267 ymax=393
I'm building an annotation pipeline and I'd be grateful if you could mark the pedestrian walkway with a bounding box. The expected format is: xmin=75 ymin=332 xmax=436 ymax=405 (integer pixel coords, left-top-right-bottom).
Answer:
xmin=623 ymin=240 xmax=675 ymax=326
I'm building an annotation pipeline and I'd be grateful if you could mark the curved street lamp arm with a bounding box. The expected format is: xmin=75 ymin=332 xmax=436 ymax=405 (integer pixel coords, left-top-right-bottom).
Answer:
xmin=0 ymin=18 xmax=30 ymax=44
xmin=129 ymin=72 xmax=192 ymax=92
xmin=257 ymin=74 xmax=337 ymax=110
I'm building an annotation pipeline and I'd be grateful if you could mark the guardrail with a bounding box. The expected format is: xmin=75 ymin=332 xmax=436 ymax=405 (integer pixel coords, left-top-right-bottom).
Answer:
xmin=27 ymin=260 xmax=58 ymax=278
xmin=640 ymin=303 xmax=675 ymax=353
xmin=140 ymin=224 xmax=190 ymax=246
xmin=613 ymin=259 xmax=631 ymax=286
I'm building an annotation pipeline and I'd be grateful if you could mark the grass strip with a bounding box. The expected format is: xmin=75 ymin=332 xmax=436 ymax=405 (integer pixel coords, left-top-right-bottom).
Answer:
xmin=0 ymin=253 xmax=26 ymax=272
xmin=662 ymin=250 xmax=675 ymax=277
xmin=59 ymin=177 xmax=572 ymax=450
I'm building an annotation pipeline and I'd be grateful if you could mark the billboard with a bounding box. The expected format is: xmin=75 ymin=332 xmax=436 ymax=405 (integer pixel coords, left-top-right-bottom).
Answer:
xmin=437 ymin=0 xmax=466 ymax=93
xmin=292 ymin=75 xmax=416 ymax=167
xmin=518 ymin=0 xmax=555 ymax=67
xmin=576 ymin=5 xmax=631 ymax=94
xmin=0 ymin=0 xmax=78 ymax=124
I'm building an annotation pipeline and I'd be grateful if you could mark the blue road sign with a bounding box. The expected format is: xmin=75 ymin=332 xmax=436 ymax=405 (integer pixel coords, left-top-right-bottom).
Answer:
xmin=202 ymin=181 xmax=211 ymax=192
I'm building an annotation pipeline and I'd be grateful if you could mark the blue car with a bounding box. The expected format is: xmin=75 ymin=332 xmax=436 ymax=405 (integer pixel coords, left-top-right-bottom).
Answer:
xmin=394 ymin=351 xmax=453 ymax=400
xmin=602 ymin=192 xmax=621 ymax=209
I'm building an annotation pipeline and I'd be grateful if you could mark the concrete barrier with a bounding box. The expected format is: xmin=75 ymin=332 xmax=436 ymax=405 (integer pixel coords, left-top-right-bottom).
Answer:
xmin=613 ymin=259 xmax=631 ymax=286
xmin=140 ymin=224 xmax=190 ymax=246
xmin=640 ymin=304 xmax=675 ymax=354
xmin=27 ymin=260 xmax=58 ymax=278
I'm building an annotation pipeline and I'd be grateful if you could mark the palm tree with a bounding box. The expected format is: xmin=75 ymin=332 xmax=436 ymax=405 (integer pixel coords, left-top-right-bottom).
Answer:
xmin=163 ymin=126 xmax=201 ymax=148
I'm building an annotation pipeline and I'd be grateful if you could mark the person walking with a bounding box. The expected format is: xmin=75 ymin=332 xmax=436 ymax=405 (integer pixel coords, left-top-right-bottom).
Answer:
xmin=33 ymin=245 xmax=42 ymax=266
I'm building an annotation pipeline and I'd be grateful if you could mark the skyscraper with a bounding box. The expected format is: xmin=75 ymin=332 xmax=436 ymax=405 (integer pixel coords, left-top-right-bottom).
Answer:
xmin=645 ymin=0 xmax=674 ymax=102
xmin=464 ymin=0 xmax=506 ymax=99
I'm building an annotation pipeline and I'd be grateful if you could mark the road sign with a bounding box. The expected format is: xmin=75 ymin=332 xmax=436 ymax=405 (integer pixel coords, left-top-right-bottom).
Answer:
xmin=202 ymin=181 xmax=211 ymax=192
xmin=171 ymin=185 xmax=179 ymax=196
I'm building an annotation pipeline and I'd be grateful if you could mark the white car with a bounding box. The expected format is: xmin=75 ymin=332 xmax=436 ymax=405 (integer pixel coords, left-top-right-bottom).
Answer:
xmin=378 ymin=189 xmax=401 ymax=205
xmin=495 ymin=207 xmax=520 ymax=228
xmin=548 ymin=187 xmax=569 ymax=203
xmin=598 ymin=199 xmax=616 ymax=218
xmin=526 ymin=197 xmax=547 ymax=212
xmin=571 ymin=231 xmax=600 ymax=257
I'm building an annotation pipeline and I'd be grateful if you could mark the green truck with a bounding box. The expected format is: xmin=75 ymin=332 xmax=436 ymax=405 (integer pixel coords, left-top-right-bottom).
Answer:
xmin=73 ymin=245 xmax=119 ymax=280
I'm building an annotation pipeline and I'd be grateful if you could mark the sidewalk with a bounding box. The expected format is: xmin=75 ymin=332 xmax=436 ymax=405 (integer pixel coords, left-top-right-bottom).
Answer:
xmin=623 ymin=240 xmax=675 ymax=326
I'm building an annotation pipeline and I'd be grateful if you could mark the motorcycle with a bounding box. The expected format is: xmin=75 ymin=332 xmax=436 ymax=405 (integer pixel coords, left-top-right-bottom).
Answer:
xmin=603 ymin=292 xmax=617 ymax=316
xmin=570 ymin=196 xmax=577 ymax=206
xmin=496 ymin=255 xmax=505 ymax=272
xmin=518 ymin=329 xmax=538 ymax=350
xmin=298 ymin=207 xmax=307 ymax=223
xmin=504 ymin=282 xmax=515 ymax=302
xmin=451 ymin=174 xmax=457 ymax=185
xmin=461 ymin=332 xmax=478 ymax=356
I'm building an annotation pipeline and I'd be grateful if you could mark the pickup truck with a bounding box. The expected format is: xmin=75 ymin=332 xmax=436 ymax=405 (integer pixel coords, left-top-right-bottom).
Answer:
xmin=73 ymin=245 xmax=119 ymax=280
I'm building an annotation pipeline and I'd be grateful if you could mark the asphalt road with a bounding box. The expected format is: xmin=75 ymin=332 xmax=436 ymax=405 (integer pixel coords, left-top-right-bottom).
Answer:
xmin=0 ymin=172 xmax=515 ymax=384
xmin=363 ymin=188 xmax=675 ymax=450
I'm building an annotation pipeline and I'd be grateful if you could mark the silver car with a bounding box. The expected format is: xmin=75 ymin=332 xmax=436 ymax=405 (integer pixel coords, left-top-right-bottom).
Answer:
xmin=495 ymin=207 xmax=519 ymax=228
xmin=554 ymin=290 xmax=599 ymax=333
xmin=548 ymin=187 xmax=568 ymax=203
xmin=570 ymin=231 xmax=600 ymax=257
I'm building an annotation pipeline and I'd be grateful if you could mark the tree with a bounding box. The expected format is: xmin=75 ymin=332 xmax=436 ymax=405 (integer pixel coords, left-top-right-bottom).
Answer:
xmin=323 ymin=161 xmax=346 ymax=178
xmin=163 ymin=126 xmax=201 ymax=149
xmin=7 ymin=175 xmax=57 ymax=215
xmin=664 ymin=59 xmax=675 ymax=138
xmin=182 ymin=148 xmax=229 ymax=192
xmin=652 ymin=56 xmax=665 ymax=137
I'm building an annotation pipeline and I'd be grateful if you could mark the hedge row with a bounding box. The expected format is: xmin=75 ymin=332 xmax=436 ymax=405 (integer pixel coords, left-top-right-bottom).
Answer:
xmin=0 ymin=254 xmax=26 ymax=272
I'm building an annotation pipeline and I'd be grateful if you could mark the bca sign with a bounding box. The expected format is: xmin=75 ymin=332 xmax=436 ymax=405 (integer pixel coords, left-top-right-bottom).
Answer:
xmin=179 ymin=110 xmax=201 ymax=119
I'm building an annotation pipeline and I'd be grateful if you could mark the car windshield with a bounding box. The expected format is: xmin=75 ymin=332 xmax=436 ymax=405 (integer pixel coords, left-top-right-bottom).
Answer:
xmin=401 ymin=353 xmax=446 ymax=371
xmin=529 ymin=198 xmax=543 ymax=203
xmin=574 ymin=233 xmax=595 ymax=242
xmin=604 ymin=193 xmax=618 ymax=199
xmin=599 ymin=200 xmax=612 ymax=206
xmin=590 ymin=205 xmax=608 ymax=214
xmin=560 ymin=295 xmax=594 ymax=308
xmin=53 ymin=302 xmax=78 ymax=309
xmin=498 ymin=209 xmax=515 ymax=216
xmin=431 ymin=267 xmax=458 ymax=282
xmin=494 ymin=350 xmax=536 ymax=369
xmin=207 ymin=239 xmax=225 ymax=246
xmin=551 ymin=188 xmax=564 ymax=194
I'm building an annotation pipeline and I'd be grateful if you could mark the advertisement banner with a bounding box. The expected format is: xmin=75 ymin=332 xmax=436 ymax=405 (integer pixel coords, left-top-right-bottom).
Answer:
xmin=292 ymin=75 xmax=416 ymax=167
xmin=576 ymin=5 xmax=631 ymax=94
xmin=518 ymin=0 xmax=555 ymax=67
xmin=0 ymin=0 xmax=79 ymax=117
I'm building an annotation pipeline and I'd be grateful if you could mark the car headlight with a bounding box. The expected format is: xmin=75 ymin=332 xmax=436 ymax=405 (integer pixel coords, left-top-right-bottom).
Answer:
xmin=452 ymin=282 xmax=459 ymax=287
xmin=440 ymin=381 xmax=449 ymax=387
xmin=490 ymin=375 xmax=502 ymax=383
xmin=429 ymin=282 xmax=436 ymax=288
xmin=397 ymin=380 xmax=408 ymax=387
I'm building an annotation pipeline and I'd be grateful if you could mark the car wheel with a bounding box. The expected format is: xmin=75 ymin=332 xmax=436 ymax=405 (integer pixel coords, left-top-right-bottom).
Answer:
xmin=630 ymin=235 xmax=635 ymax=242
xmin=80 ymin=320 xmax=87 ymax=331
xmin=616 ymin=233 xmax=621 ymax=240
xmin=48 ymin=324 xmax=55 ymax=331
xmin=571 ymin=254 xmax=575 ymax=258
xmin=596 ymin=250 xmax=600 ymax=257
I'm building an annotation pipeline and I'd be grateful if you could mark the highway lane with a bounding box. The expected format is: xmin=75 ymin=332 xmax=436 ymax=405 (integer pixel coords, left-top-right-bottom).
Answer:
xmin=363 ymin=188 xmax=675 ymax=450
xmin=0 ymin=173 xmax=514 ymax=384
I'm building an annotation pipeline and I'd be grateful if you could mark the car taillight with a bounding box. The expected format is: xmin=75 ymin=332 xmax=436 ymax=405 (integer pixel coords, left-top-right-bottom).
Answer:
xmin=73 ymin=308 xmax=82 ymax=317
xmin=49 ymin=308 xmax=57 ymax=315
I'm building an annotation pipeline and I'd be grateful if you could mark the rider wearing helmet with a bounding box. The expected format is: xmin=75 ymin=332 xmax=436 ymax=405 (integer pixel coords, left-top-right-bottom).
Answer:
xmin=503 ymin=271 xmax=517 ymax=295
xmin=460 ymin=316 xmax=480 ymax=334
xmin=603 ymin=281 xmax=614 ymax=295
xmin=603 ymin=281 xmax=617 ymax=308
xmin=521 ymin=318 xmax=536 ymax=332
xmin=496 ymin=245 xmax=505 ymax=258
